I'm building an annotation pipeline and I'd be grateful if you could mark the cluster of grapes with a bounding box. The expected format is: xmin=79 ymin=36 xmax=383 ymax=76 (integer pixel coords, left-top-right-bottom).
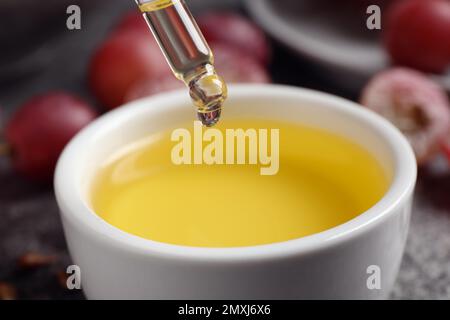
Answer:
xmin=0 ymin=11 xmax=272 ymax=182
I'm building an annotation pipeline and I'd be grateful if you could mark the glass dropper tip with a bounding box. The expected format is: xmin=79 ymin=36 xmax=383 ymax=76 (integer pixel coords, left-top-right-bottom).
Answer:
xmin=187 ymin=64 xmax=227 ymax=127
xmin=197 ymin=108 xmax=222 ymax=127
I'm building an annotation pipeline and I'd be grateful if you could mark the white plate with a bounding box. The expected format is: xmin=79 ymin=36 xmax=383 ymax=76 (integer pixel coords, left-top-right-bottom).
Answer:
xmin=245 ymin=0 xmax=450 ymax=93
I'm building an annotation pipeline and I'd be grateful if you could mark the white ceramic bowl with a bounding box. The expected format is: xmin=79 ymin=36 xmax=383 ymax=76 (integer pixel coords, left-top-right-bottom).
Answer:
xmin=55 ymin=84 xmax=416 ymax=299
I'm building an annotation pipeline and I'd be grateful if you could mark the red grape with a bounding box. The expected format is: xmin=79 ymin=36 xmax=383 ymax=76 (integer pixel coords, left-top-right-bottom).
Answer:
xmin=5 ymin=92 xmax=97 ymax=181
xmin=384 ymin=0 xmax=450 ymax=74
xmin=125 ymin=75 xmax=183 ymax=103
xmin=211 ymin=42 xmax=271 ymax=84
xmin=197 ymin=12 xmax=271 ymax=66
xmin=361 ymin=68 xmax=450 ymax=165
xmin=89 ymin=31 xmax=170 ymax=109
xmin=125 ymin=42 xmax=270 ymax=102
xmin=442 ymin=139 xmax=450 ymax=163
xmin=114 ymin=11 xmax=149 ymax=35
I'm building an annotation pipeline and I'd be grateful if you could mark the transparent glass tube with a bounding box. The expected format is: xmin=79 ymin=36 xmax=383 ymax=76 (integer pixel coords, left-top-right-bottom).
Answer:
xmin=136 ymin=0 xmax=227 ymax=126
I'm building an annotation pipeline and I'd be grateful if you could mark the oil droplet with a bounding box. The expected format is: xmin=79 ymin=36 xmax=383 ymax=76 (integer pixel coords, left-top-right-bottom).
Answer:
xmin=197 ymin=108 xmax=222 ymax=127
xmin=188 ymin=66 xmax=227 ymax=127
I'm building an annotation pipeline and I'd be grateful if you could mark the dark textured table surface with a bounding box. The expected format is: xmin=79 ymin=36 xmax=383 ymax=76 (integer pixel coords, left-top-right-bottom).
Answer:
xmin=0 ymin=1 xmax=449 ymax=300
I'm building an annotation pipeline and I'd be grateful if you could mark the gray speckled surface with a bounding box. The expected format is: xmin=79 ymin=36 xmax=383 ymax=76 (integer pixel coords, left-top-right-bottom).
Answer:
xmin=391 ymin=166 xmax=450 ymax=300
xmin=0 ymin=0 xmax=449 ymax=300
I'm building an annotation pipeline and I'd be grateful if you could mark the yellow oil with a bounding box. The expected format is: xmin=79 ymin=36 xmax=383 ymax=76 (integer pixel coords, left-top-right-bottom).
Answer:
xmin=90 ymin=119 xmax=390 ymax=248
xmin=137 ymin=0 xmax=227 ymax=126
xmin=138 ymin=0 xmax=178 ymax=12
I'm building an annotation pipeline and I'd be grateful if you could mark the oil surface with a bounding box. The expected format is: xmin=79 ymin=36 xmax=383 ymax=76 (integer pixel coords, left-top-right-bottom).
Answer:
xmin=90 ymin=119 xmax=390 ymax=247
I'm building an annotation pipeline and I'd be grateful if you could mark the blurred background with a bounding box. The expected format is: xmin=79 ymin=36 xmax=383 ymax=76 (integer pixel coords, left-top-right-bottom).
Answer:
xmin=1 ymin=0 xmax=450 ymax=299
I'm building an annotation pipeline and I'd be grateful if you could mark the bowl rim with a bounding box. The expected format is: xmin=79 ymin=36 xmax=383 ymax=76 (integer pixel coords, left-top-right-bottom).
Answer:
xmin=55 ymin=84 xmax=417 ymax=262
